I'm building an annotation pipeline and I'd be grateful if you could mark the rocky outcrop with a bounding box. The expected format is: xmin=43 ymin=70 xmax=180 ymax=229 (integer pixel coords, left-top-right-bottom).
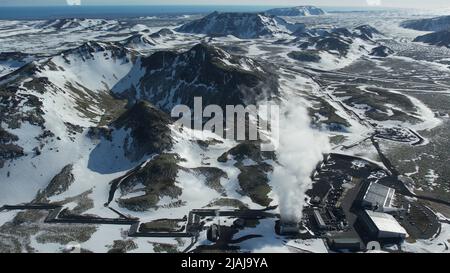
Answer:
xmin=217 ymin=141 xmax=276 ymax=164
xmin=354 ymin=25 xmax=382 ymax=40
xmin=370 ymin=45 xmax=394 ymax=57
xmin=114 ymin=101 xmax=173 ymax=161
xmin=117 ymin=154 xmax=182 ymax=211
xmin=288 ymin=51 xmax=321 ymax=62
xmin=414 ymin=30 xmax=450 ymax=48
xmin=35 ymin=164 xmax=75 ymax=202
xmin=401 ymin=16 xmax=450 ymax=32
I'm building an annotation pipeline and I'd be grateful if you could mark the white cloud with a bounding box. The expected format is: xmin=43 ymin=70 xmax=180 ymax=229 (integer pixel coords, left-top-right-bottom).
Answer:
xmin=66 ymin=0 xmax=81 ymax=5
xmin=366 ymin=0 xmax=382 ymax=6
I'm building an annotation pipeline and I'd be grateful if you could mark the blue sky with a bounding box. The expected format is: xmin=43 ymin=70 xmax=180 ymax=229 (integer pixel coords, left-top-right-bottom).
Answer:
xmin=1 ymin=0 xmax=449 ymax=8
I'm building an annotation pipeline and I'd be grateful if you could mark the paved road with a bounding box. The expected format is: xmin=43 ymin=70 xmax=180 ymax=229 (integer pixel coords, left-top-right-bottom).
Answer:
xmin=371 ymin=137 xmax=450 ymax=207
xmin=0 ymin=203 xmax=280 ymax=242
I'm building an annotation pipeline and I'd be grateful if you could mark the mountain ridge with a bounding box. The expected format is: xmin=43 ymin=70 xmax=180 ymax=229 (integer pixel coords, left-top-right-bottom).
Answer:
xmin=265 ymin=6 xmax=326 ymax=17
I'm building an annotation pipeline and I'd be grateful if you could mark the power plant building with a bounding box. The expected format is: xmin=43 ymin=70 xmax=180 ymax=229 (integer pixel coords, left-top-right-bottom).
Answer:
xmin=357 ymin=181 xmax=396 ymax=212
xmin=359 ymin=210 xmax=408 ymax=241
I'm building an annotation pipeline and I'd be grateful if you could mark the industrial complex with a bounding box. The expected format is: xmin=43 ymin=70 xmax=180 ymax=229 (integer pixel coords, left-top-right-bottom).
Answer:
xmin=298 ymin=153 xmax=426 ymax=252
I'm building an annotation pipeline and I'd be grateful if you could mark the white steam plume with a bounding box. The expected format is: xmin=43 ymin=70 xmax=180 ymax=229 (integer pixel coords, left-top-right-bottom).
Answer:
xmin=270 ymin=97 xmax=330 ymax=223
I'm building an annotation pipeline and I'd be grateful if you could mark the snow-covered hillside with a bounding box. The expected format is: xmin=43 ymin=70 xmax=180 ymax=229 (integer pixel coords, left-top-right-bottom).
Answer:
xmin=0 ymin=52 xmax=35 ymax=77
xmin=176 ymin=12 xmax=302 ymax=38
xmin=113 ymin=43 xmax=280 ymax=111
xmin=265 ymin=6 xmax=326 ymax=17
xmin=401 ymin=15 xmax=450 ymax=32
xmin=414 ymin=30 xmax=450 ymax=48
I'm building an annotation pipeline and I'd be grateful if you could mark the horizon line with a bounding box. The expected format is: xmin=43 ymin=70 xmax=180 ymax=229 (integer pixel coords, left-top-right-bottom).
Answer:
xmin=0 ymin=4 xmax=408 ymax=9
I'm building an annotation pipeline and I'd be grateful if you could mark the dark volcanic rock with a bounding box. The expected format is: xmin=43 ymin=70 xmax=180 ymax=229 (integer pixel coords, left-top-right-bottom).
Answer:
xmin=192 ymin=167 xmax=228 ymax=195
xmin=117 ymin=154 xmax=183 ymax=211
xmin=0 ymin=127 xmax=19 ymax=144
xmin=414 ymin=30 xmax=450 ymax=48
xmin=331 ymin=27 xmax=354 ymax=38
xmin=118 ymin=43 xmax=279 ymax=111
xmin=315 ymin=37 xmax=351 ymax=56
xmin=217 ymin=142 xmax=275 ymax=207
xmin=35 ymin=18 xmax=113 ymax=31
xmin=401 ymin=16 xmax=450 ymax=32
xmin=237 ymin=163 xmax=273 ymax=207
xmin=122 ymin=33 xmax=156 ymax=48
xmin=370 ymin=45 xmax=394 ymax=57
xmin=288 ymin=50 xmax=321 ymax=62
xmin=60 ymin=41 xmax=133 ymax=63
xmin=87 ymin=126 xmax=113 ymax=141
xmin=354 ymin=25 xmax=382 ymax=40
xmin=114 ymin=101 xmax=172 ymax=161
xmin=218 ymin=141 xmax=276 ymax=164
xmin=0 ymin=52 xmax=34 ymax=72
xmin=35 ymin=164 xmax=75 ymax=202
xmin=0 ymin=144 xmax=24 ymax=166
xmin=108 ymin=240 xmax=138 ymax=253
xmin=0 ymin=86 xmax=47 ymax=168
xmin=140 ymin=218 xmax=185 ymax=233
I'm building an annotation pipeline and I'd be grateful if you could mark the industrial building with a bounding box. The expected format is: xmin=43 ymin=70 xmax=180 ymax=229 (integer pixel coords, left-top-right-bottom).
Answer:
xmin=327 ymin=237 xmax=363 ymax=252
xmin=280 ymin=222 xmax=300 ymax=235
xmin=358 ymin=210 xmax=408 ymax=242
xmin=356 ymin=181 xmax=396 ymax=212
xmin=313 ymin=209 xmax=327 ymax=230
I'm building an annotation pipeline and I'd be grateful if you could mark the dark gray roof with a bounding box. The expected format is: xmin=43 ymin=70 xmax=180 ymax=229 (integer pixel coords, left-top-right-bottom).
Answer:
xmin=363 ymin=182 xmax=395 ymax=208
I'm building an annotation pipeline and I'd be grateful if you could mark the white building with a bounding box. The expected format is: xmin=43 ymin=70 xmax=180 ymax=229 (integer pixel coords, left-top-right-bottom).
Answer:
xmin=360 ymin=210 xmax=408 ymax=240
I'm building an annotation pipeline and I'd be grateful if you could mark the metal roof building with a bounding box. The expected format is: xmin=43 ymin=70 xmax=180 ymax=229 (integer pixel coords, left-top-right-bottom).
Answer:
xmin=357 ymin=181 xmax=395 ymax=212
xmin=313 ymin=209 xmax=327 ymax=230
xmin=327 ymin=237 xmax=363 ymax=252
xmin=359 ymin=210 xmax=408 ymax=241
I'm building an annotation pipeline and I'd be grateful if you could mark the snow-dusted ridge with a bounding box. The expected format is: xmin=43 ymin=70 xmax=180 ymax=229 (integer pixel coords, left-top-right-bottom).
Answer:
xmin=265 ymin=6 xmax=326 ymax=17
xmin=176 ymin=12 xmax=303 ymax=39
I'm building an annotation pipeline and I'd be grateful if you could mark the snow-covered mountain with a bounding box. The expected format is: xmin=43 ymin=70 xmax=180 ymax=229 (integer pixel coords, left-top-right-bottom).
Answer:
xmin=353 ymin=25 xmax=383 ymax=40
xmin=121 ymin=33 xmax=157 ymax=49
xmin=149 ymin=28 xmax=175 ymax=39
xmin=292 ymin=25 xmax=382 ymax=41
xmin=414 ymin=30 xmax=450 ymax=48
xmin=176 ymin=12 xmax=301 ymax=38
xmin=0 ymin=40 xmax=279 ymax=206
xmin=401 ymin=15 xmax=450 ymax=32
xmin=113 ymin=43 xmax=280 ymax=111
xmin=0 ymin=36 xmax=287 ymax=254
xmin=265 ymin=6 xmax=326 ymax=17
xmin=35 ymin=18 xmax=119 ymax=32
xmin=281 ymin=24 xmax=383 ymax=65
xmin=0 ymin=41 xmax=140 ymax=183
xmin=0 ymin=52 xmax=34 ymax=77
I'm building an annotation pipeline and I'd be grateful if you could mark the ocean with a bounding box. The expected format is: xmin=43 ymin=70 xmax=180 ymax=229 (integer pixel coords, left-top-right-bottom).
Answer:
xmin=0 ymin=5 xmax=393 ymax=20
